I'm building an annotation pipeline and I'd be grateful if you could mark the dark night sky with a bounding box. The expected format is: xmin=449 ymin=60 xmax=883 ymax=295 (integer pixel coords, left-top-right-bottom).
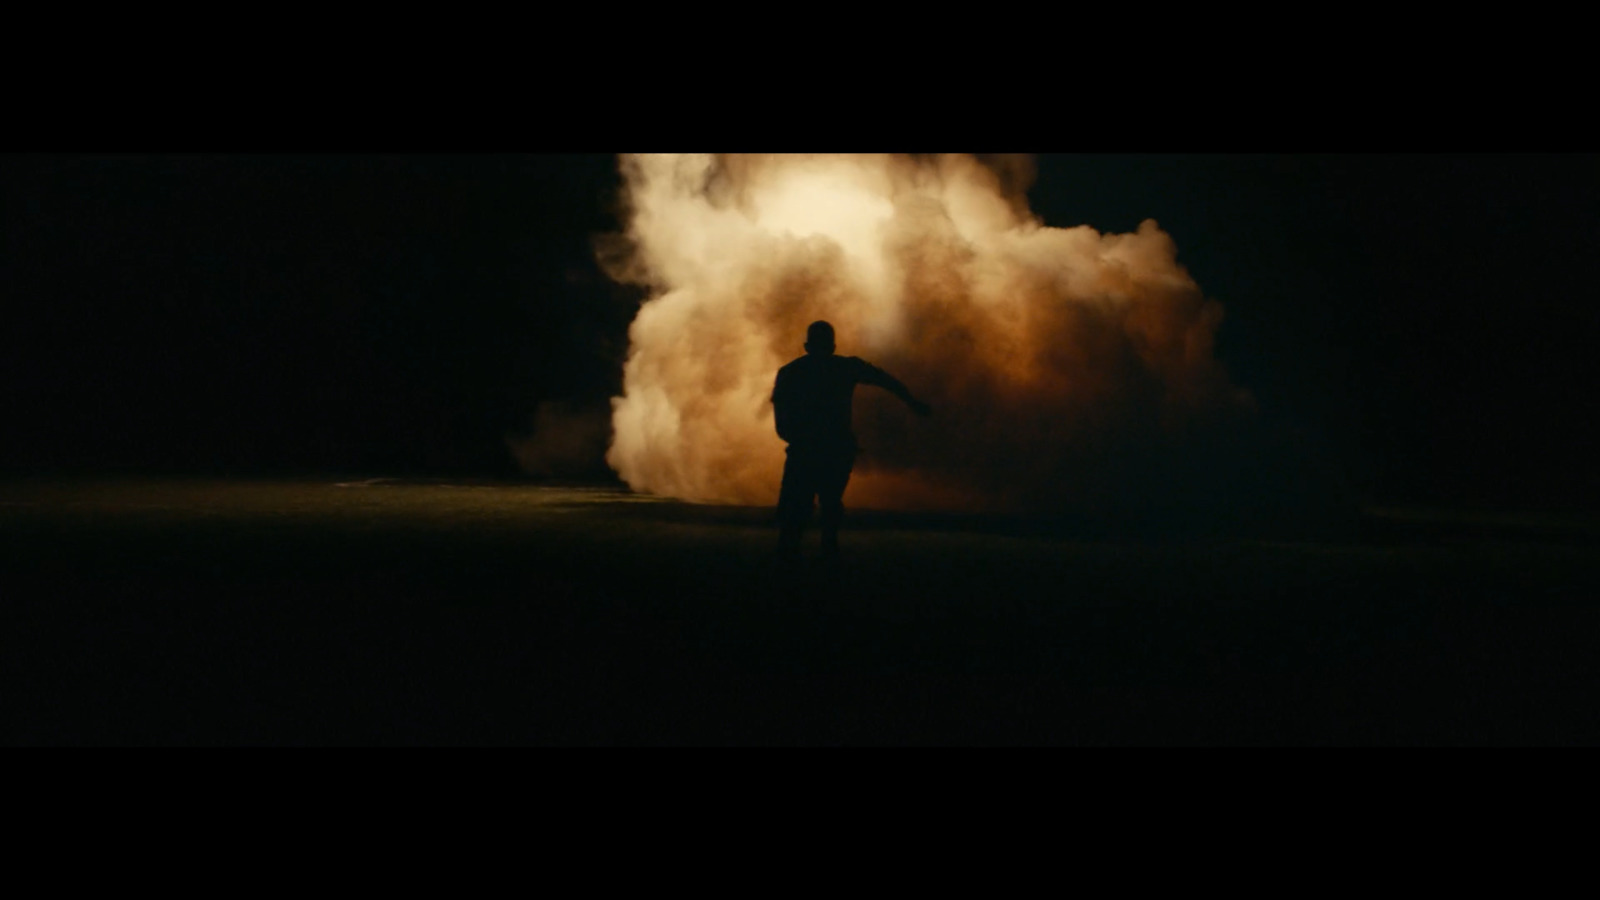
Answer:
xmin=3 ymin=153 xmax=1596 ymax=509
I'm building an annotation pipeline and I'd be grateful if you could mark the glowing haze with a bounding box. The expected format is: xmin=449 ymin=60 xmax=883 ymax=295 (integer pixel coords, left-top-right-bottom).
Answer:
xmin=603 ymin=154 xmax=1253 ymax=512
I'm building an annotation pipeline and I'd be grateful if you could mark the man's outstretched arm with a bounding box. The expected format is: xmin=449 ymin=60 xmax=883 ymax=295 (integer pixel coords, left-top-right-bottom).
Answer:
xmin=857 ymin=360 xmax=932 ymax=417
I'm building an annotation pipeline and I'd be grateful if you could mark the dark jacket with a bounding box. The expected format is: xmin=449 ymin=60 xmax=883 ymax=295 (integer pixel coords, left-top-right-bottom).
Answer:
xmin=772 ymin=354 xmax=906 ymax=450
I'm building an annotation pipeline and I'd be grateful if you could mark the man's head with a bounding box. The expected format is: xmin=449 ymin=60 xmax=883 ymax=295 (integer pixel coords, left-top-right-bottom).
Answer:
xmin=804 ymin=320 xmax=836 ymax=356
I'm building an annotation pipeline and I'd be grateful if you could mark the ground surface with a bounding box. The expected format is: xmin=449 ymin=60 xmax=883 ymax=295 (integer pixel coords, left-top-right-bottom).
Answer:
xmin=3 ymin=478 xmax=1598 ymax=745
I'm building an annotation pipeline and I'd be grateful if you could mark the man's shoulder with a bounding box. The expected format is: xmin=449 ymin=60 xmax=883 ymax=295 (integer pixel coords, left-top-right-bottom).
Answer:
xmin=823 ymin=355 xmax=869 ymax=370
xmin=839 ymin=356 xmax=880 ymax=376
xmin=774 ymin=356 xmax=813 ymax=391
xmin=778 ymin=354 xmax=873 ymax=379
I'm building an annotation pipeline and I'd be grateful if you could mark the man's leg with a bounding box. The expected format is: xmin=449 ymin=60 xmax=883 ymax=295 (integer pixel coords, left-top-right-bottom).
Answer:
xmin=776 ymin=448 xmax=815 ymax=557
xmin=816 ymin=450 xmax=855 ymax=557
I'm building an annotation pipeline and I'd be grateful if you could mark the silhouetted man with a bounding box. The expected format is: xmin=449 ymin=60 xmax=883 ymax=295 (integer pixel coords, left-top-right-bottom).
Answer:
xmin=772 ymin=321 xmax=931 ymax=558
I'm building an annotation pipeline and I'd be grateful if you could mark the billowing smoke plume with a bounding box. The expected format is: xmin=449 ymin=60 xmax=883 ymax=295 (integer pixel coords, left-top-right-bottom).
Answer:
xmin=603 ymin=154 xmax=1254 ymax=513
xmin=508 ymin=400 xmax=613 ymax=479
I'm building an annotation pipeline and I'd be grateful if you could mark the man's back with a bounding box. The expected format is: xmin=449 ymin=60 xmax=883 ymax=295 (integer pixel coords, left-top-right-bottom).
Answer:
xmin=772 ymin=354 xmax=888 ymax=449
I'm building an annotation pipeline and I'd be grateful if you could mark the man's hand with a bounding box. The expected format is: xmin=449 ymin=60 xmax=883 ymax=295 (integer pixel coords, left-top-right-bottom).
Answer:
xmin=908 ymin=398 xmax=933 ymax=417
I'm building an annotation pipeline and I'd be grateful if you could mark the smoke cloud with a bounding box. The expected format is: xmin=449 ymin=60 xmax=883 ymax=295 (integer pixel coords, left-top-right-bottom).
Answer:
xmin=508 ymin=400 xmax=614 ymax=479
xmin=602 ymin=154 xmax=1255 ymax=513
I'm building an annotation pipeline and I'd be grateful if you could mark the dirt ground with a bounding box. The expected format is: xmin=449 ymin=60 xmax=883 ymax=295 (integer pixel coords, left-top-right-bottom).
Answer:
xmin=3 ymin=478 xmax=1597 ymax=745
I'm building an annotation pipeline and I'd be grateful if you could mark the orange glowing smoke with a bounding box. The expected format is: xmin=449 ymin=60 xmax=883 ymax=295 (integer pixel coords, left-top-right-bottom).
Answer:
xmin=602 ymin=154 xmax=1253 ymax=512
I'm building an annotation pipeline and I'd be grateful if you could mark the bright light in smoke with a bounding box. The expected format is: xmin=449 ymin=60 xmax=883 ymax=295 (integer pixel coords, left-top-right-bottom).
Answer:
xmin=602 ymin=153 xmax=1253 ymax=512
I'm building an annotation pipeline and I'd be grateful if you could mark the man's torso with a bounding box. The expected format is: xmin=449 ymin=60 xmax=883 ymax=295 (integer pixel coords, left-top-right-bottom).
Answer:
xmin=772 ymin=354 xmax=876 ymax=449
